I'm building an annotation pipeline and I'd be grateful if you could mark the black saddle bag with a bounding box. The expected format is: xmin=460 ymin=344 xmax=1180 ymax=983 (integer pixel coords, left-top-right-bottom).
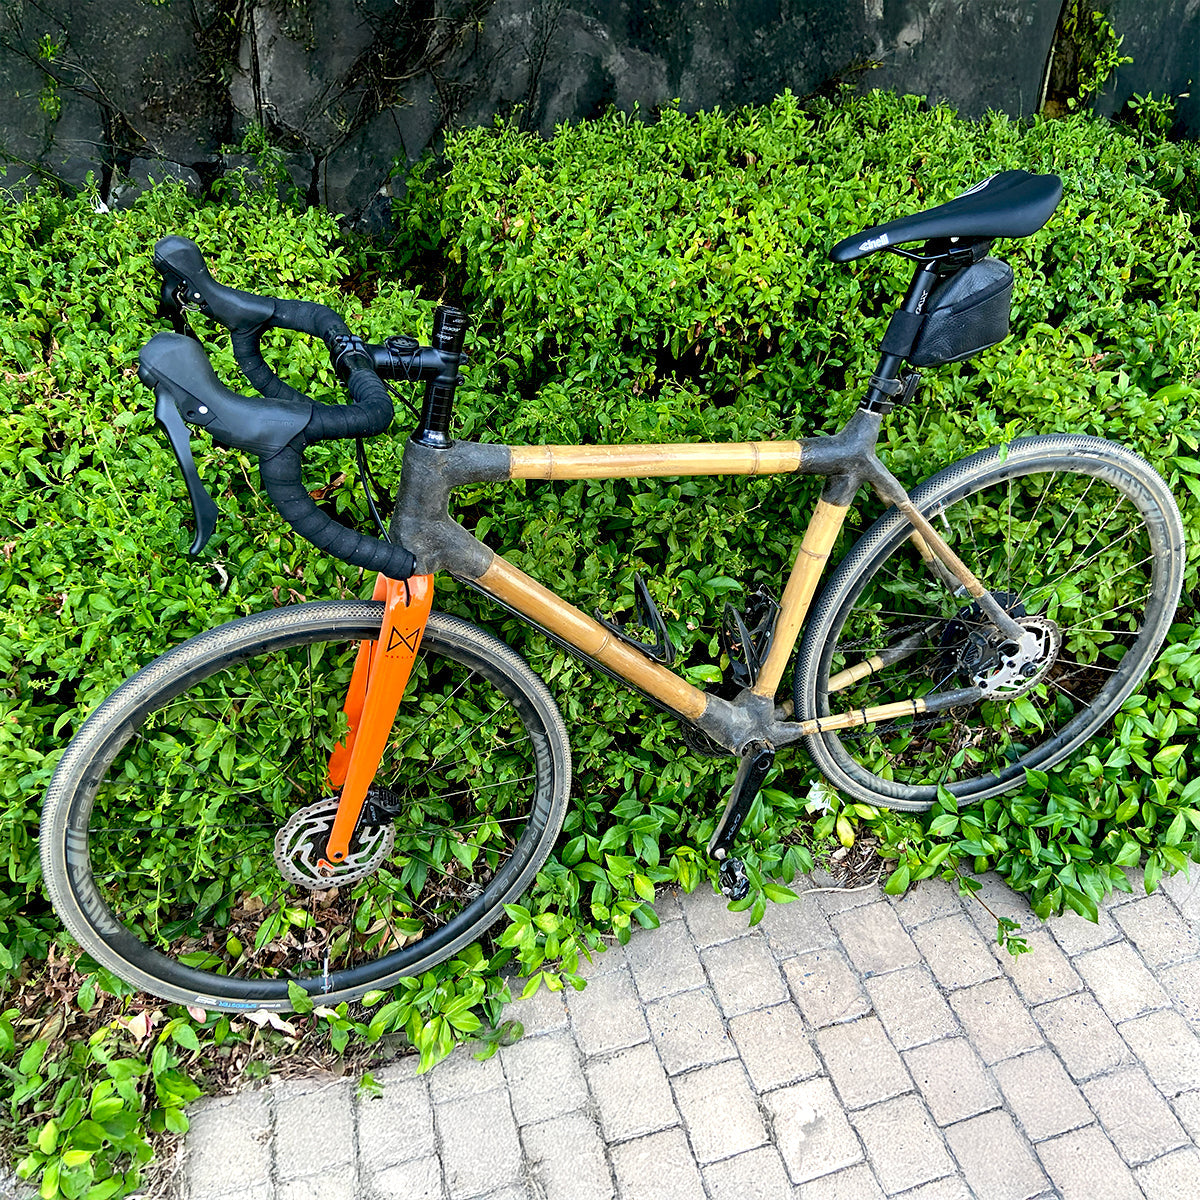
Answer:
xmin=908 ymin=257 xmax=1014 ymax=367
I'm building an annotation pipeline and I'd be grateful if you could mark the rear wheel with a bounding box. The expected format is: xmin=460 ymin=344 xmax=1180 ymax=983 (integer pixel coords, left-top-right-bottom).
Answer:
xmin=795 ymin=436 xmax=1184 ymax=811
xmin=41 ymin=603 xmax=571 ymax=1008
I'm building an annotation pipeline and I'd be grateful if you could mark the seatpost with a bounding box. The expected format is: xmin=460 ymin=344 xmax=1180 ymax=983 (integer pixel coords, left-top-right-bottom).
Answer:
xmin=863 ymin=260 xmax=939 ymax=411
xmin=414 ymin=305 xmax=468 ymax=448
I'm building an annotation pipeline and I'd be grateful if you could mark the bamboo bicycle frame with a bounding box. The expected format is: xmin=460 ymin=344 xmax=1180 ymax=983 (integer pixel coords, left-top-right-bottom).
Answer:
xmin=376 ymin=408 xmax=1007 ymax=762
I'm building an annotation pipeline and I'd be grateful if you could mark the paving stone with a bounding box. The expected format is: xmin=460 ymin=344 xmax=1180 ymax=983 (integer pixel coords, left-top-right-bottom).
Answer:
xmin=655 ymin=887 xmax=685 ymax=922
xmin=756 ymin=887 xmax=837 ymax=958
xmin=1119 ymin=1008 xmax=1200 ymax=1097
xmin=903 ymin=1038 xmax=1000 ymax=1126
xmin=645 ymin=988 xmax=737 ymax=1076
xmin=436 ymin=1089 xmax=521 ymax=1198
xmin=888 ymin=877 xmax=965 ymax=928
xmin=831 ymin=902 xmax=922 ymax=977
xmin=991 ymin=929 xmax=1083 ymax=1006
xmin=671 ymin=1060 xmax=768 ymax=1163
xmin=183 ymin=1092 xmax=273 ymax=1199
xmin=816 ymin=1016 xmax=912 ymax=1110
xmin=852 ymin=1094 xmax=956 ymax=1195
xmin=765 ymin=1076 xmax=864 ymax=1184
xmin=795 ymin=1161 xmax=886 ymax=1198
xmin=1103 ymin=868 xmax=1147 ymax=906
xmin=1033 ymin=992 xmax=1130 ymax=1080
xmin=865 ymin=966 xmax=960 ymax=1051
xmin=500 ymin=1032 xmax=588 ymax=1126
xmin=1082 ymin=1066 xmax=1191 ymax=1166
xmin=357 ymin=1074 xmax=435 ymax=1171
xmin=947 ymin=978 xmax=1043 ymax=1064
xmin=278 ymin=1175 xmax=359 ymax=1200
xmin=273 ymin=1076 xmax=354 ymax=1178
xmin=1171 ymin=1089 xmax=1200 ymax=1141
xmin=729 ymin=1002 xmax=822 ymax=1092
xmin=1160 ymin=865 xmax=1200 ymax=922
xmin=1111 ymin=893 xmax=1200 ymax=968
xmin=576 ymin=940 xmax=627 ymax=978
xmin=1135 ymin=1146 xmax=1200 ymax=1200
xmin=609 ymin=1127 xmax=706 ymax=1200
xmin=702 ymin=935 xmax=787 ymax=1017
xmin=991 ymin=1049 xmax=1093 ymax=1142
xmin=1073 ymin=941 xmax=1173 ymax=1023
xmin=812 ymin=870 xmax=883 ymax=915
xmin=1036 ymin=1125 xmax=1145 ymax=1200
xmin=682 ymin=883 xmax=757 ymax=947
xmin=1160 ymin=957 xmax=1200 ymax=1027
xmin=1047 ymin=905 xmax=1122 ymax=956
xmin=500 ymin=977 xmax=570 ymax=1036
xmin=624 ymin=918 xmax=707 ymax=1001
xmin=586 ymin=1041 xmax=678 ymax=1142
xmin=942 ymin=1110 xmax=1048 ymax=1200
xmin=911 ymin=915 xmax=1003 ymax=990
xmin=480 ymin=1187 xmax=536 ymax=1200
xmin=705 ymin=1145 xmax=800 ymax=1200
xmin=569 ymin=967 xmax=650 ymax=1057
xmin=964 ymin=873 xmax=1037 ymax=930
xmin=428 ymin=1043 xmax=506 ymax=1102
xmin=366 ymin=1156 xmax=444 ymax=1200
xmin=373 ymin=1054 xmax=421 ymax=1083
xmin=521 ymin=1112 xmax=613 ymax=1200
xmin=783 ymin=948 xmax=871 ymax=1027
xmin=890 ymin=1179 xmax=974 ymax=1199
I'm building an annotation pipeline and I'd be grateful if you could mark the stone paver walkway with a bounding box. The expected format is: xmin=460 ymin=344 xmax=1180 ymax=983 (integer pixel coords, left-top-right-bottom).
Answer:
xmin=179 ymin=867 xmax=1200 ymax=1200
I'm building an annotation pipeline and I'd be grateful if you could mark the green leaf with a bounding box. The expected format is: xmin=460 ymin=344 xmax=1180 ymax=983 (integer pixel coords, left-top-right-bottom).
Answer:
xmin=883 ymin=863 xmax=911 ymax=895
xmin=287 ymin=980 xmax=315 ymax=1014
xmin=171 ymin=1024 xmax=201 ymax=1053
xmin=37 ymin=1122 xmax=58 ymax=1155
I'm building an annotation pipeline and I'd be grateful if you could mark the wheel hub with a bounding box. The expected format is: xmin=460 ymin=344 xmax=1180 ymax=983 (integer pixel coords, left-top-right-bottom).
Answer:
xmin=969 ymin=615 xmax=1061 ymax=698
xmin=274 ymin=796 xmax=394 ymax=889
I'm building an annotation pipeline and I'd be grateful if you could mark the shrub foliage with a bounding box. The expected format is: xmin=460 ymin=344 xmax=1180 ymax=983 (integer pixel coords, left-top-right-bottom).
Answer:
xmin=3 ymin=90 xmax=1200 ymax=1196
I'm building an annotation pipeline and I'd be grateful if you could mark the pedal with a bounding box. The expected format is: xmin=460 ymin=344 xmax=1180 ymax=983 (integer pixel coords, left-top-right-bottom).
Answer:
xmin=594 ymin=573 xmax=676 ymax=665
xmin=721 ymin=587 xmax=780 ymax=689
xmin=718 ymin=857 xmax=750 ymax=902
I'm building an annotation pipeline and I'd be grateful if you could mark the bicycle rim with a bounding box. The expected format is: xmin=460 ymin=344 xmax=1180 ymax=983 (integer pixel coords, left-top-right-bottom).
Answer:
xmin=796 ymin=436 xmax=1183 ymax=810
xmin=42 ymin=603 xmax=571 ymax=1008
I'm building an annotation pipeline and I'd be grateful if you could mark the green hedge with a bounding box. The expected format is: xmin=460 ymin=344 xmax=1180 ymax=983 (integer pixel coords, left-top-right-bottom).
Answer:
xmin=4 ymin=88 xmax=1200 ymax=1198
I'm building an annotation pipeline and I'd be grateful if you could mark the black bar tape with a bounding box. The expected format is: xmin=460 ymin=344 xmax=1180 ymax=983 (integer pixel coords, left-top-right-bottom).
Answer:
xmin=271 ymin=298 xmax=351 ymax=345
xmin=229 ymin=329 xmax=312 ymax=406
xmin=880 ymin=309 xmax=926 ymax=358
xmin=304 ymin=369 xmax=394 ymax=442
xmin=259 ymin=441 xmax=416 ymax=580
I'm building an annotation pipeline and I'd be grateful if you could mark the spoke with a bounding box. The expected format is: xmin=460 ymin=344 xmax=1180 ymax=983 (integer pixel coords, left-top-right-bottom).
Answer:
xmin=401 ymin=711 xmax=521 ymax=792
xmin=381 ymin=669 xmax=478 ymax=778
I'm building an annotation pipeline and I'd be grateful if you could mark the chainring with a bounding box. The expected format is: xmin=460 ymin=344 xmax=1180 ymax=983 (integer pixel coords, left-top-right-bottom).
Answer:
xmin=274 ymin=797 xmax=394 ymax=890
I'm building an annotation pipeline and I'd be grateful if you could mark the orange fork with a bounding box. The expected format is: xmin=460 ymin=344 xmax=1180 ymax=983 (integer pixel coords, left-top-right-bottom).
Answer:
xmin=319 ymin=572 xmax=434 ymax=869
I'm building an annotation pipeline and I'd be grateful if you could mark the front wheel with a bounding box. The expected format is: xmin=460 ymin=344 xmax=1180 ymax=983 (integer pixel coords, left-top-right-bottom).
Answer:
xmin=794 ymin=435 xmax=1184 ymax=811
xmin=41 ymin=603 xmax=572 ymax=1009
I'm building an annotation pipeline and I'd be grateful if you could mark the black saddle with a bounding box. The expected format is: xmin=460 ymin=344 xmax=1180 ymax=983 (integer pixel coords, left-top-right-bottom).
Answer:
xmin=830 ymin=170 xmax=1063 ymax=263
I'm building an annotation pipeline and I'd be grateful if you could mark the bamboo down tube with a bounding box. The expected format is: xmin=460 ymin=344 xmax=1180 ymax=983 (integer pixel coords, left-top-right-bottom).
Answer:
xmin=752 ymin=500 xmax=850 ymax=698
xmin=509 ymin=441 xmax=804 ymax=480
xmin=475 ymin=555 xmax=710 ymax=720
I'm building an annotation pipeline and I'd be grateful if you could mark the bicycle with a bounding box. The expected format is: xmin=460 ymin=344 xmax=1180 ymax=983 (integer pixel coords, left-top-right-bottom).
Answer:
xmin=40 ymin=170 xmax=1185 ymax=1011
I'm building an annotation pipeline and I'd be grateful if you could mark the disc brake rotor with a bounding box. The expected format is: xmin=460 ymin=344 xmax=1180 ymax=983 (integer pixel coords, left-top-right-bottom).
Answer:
xmin=274 ymin=797 xmax=394 ymax=889
xmin=972 ymin=615 xmax=1061 ymax=698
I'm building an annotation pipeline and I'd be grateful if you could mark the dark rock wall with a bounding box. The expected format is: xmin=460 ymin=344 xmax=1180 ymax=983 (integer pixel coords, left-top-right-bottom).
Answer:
xmin=0 ymin=1 xmax=1189 ymax=224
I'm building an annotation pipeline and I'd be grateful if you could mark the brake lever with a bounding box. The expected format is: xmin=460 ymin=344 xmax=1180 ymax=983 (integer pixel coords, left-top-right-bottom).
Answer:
xmin=153 ymin=388 xmax=220 ymax=555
